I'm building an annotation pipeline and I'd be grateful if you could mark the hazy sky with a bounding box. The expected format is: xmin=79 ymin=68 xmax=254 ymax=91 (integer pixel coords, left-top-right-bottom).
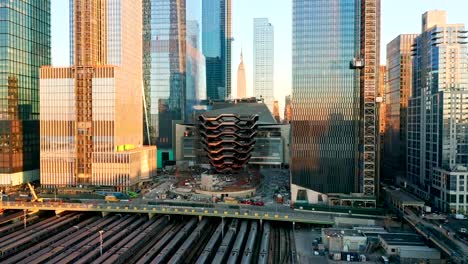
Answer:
xmin=52 ymin=0 xmax=468 ymax=115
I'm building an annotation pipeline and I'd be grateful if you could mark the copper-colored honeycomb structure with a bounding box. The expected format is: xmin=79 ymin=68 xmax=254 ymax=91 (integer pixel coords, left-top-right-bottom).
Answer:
xmin=199 ymin=114 xmax=258 ymax=173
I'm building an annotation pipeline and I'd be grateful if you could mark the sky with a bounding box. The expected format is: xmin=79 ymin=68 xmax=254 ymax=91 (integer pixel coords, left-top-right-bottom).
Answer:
xmin=51 ymin=0 xmax=468 ymax=115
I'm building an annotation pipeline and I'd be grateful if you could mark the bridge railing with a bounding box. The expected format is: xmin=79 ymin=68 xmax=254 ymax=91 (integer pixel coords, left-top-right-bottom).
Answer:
xmin=0 ymin=201 xmax=334 ymax=225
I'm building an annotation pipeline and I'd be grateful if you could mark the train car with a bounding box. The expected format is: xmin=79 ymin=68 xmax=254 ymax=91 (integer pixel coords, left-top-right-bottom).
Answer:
xmin=240 ymin=221 xmax=258 ymax=264
xmin=226 ymin=220 xmax=248 ymax=264
xmin=257 ymin=222 xmax=271 ymax=264
xmin=196 ymin=221 xmax=225 ymax=264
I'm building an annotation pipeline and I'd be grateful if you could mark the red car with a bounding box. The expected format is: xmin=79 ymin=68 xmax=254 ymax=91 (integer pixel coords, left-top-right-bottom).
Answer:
xmin=241 ymin=200 xmax=253 ymax=205
xmin=254 ymin=201 xmax=264 ymax=206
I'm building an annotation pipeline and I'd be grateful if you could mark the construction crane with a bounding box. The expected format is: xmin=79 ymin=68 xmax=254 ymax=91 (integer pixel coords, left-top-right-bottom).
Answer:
xmin=27 ymin=183 xmax=43 ymax=202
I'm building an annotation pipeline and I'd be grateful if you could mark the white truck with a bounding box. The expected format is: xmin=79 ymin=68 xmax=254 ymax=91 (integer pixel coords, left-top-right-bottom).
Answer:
xmin=454 ymin=214 xmax=467 ymax=220
xmin=424 ymin=205 xmax=432 ymax=213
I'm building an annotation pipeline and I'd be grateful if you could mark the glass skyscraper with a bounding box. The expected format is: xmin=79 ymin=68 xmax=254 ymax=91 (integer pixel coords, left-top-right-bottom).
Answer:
xmin=253 ymin=18 xmax=274 ymax=112
xmin=0 ymin=1 xmax=51 ymax=185
xmin=407 ymin=11 xmax=468 ymax=213
xmin=186 ymin=5 xmax=206 ymax=123
xmin=291 ymin=0 xmax=380 ymax=204
xmin=143 ymin=0 xmax=187 ymax=162
xmin=41 ymin=0 xmax=156 ymax=189
xmin=383 ymin=34 xmax=417 ymax=184
xmin=202 ymin=0 xmax=231 ymax=100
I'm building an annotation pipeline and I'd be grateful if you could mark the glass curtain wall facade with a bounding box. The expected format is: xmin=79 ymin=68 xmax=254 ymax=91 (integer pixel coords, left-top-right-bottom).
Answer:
xmin=291 ymin=0 xmax=380 ymax=202
xmin=41 ymin=0 xmax=156 ymax=189
xmin=186 ymin=1 xmax=206 ymax=123
xmin=284 ymin=95 xmax=291 ymax=124
xmin=407 ymin=11 xmax=468 ymax=203
xmin=0 ymin=1 xmax=51 ymax=185
xmin=383 ymin=34 xmax=417 ymax=184
xmin=202 ymin=0 xmax=231 ymax=100
xmin=253 ymin=18 xmax=274 ymax=112
xmin=291 ymin=0 xmax=361 ymax=197
xmin=143 ymin=0 xmax=186 ymax=153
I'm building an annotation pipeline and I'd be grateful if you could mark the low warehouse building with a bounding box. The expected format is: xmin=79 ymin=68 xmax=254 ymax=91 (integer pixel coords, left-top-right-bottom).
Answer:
xmin=322 ymin=228 xmax=367 ymax=253
xmin=379 ymin=233 xmax=441 ymax=263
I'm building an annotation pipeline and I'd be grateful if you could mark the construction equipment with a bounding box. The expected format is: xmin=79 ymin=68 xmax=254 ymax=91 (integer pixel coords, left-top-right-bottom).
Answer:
xmin=27 ymin=183 xmax=43 ymax=202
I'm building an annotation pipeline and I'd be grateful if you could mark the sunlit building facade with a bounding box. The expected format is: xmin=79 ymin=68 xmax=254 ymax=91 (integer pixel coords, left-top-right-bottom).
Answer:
xmin=237 ymin=50 xmax=246 ymax=98
xmin=273 ymin=101 xmax=280 ymax=123
xmin=284 ymin=95 xmax=292 ymax=124
xmin=40 ymin=0 xmax=156 ymax=190
xmin=186 ymin=19 xmax=206 ymax=123
xmin=0 ymin=1 xmax=51 ymax=186
xmin=407 ymin=11 xmax=468 ymax=213
xmin=253 ymin=18 xmax=274 ymax=112
xmin=202 ymin=0 xmax=232 ymax=100
xmin=291 ymin=0 xmax=380 ymax=204
xmin=383 ymin=34 xmax=417 ymax=184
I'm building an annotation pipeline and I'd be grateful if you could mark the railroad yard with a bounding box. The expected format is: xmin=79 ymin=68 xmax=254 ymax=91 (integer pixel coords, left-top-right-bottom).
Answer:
xmin=0 ymin=210 xmax=297 ymax=264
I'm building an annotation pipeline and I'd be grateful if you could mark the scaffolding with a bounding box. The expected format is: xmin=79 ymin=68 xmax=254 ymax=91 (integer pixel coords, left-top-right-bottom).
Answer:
xmin=360 ymin=0 xmax=378 ymax=197
xmin=73 ymin=0 xmax=108 ymax=184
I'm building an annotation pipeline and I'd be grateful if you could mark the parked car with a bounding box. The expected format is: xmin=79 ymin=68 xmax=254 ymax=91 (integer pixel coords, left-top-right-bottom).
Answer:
xmin=254 ymin=201 xmax=264 ymax=206
xmin=240 ymin=199 xmax=253 ymax=205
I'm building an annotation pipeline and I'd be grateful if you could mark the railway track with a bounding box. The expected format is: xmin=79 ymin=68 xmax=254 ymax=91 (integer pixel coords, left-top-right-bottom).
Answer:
xmin=268 ymin=224 xmax=294 ymax=264
xmin=0 ymin=211 xmax=298 ymax=263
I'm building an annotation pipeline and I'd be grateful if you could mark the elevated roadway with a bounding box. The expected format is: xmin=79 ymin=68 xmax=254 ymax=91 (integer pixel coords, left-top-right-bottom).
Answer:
xmin=0 ymin=201 xmax=383 ymax=225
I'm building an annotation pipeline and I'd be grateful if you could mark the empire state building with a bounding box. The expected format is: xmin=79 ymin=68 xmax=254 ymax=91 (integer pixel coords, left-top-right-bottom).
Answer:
xmin=237 ymin=50 xmax=246 ymax=98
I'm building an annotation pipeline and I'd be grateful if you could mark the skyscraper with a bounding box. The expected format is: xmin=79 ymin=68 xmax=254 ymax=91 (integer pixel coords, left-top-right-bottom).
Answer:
xmin=186 ymin=19 xmax=207 ymax=123
xmin=40 ymin=0 xmax=156 ymax=189
xmin=378 ymin=65 xmax=386 ymax=188
xmin=291 ymin=0 xmax=380 ymax=204
xmin=202 ymin=0 xmax=232 ymax=100
xmin=143 ymin=0 xmax=187 ymax=165
xmin=0 ymin=1 xmax=51 ymax=186
xmin=273 ymin=101 xmax=281 ymax=123
xmin=253 ymin=18 xmax=274 ymax=112
xmin=237 ymin=50 xmax=246 ymax=98
xmin=383 ymin=34 xmax=417 ymax=184
xmin=284 ymin=95 xmax=292 ymax=124
xmin=407 ymin=11 xmax=468 ymax=213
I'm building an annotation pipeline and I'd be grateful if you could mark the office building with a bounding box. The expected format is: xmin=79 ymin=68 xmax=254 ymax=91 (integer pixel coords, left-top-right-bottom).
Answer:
xmin=383 ymin=34 xmax=417 ymax=183
xmin=186 ymin=19 xmax=207 ymax=124
xmin=291 ymin=0 xmax=380 ymax=204
xmin=40 ymin=0 xmax=156 ymax=190
xmin=202 ymin=0 xmax=232 ymax=100
xmin=143 ymin=0 xmax=187 ymax=166
xmin=284 ymin=95 xmax=292 ymax=124
xmin=378 ymin=65 xmax=386 ymax=187
xmin=273 ymin=101 xmax=280 ymax=123
xmin=378 ymin=66 xmax=386 ymax=136
xmin=0 ymin=1 xmax=51 ymax=186
xmin=406 ymin=11 xmax=468 ymax=213
xmin=237 ymin=50 xmax=246 ymax=98
xmin=253 ymin=18 xmax=274 ymax=112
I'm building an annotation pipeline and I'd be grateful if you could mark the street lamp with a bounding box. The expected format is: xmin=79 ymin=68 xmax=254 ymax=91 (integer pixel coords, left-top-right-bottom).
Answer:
xmin=23 ymin=209 xmax=27 ymax=229
xmin=99 ymin=230 xmax=104 ymax=256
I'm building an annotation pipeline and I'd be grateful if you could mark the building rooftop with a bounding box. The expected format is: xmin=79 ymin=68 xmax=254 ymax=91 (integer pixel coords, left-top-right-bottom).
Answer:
xmin=379 ymin=233 xmax=425 ymax=246
xmin=386 ymin=188 xmax=425 ymax=205
xmin=323 ymin=228 xmax=365 ymax=238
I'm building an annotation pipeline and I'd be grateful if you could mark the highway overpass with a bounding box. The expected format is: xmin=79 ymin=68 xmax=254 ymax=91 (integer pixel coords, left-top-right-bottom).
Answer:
xmin=0 ymin=201 xmax=384 ymax=225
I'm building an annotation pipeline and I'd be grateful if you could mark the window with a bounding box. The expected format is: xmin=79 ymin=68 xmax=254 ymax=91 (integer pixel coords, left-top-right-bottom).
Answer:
xmin=450 ymin=195 xmax=457 ymax=203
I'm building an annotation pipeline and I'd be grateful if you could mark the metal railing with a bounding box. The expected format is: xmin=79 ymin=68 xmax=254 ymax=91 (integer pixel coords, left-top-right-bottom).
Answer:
xmin=0 ymin=201 xmax=335 ymax=225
